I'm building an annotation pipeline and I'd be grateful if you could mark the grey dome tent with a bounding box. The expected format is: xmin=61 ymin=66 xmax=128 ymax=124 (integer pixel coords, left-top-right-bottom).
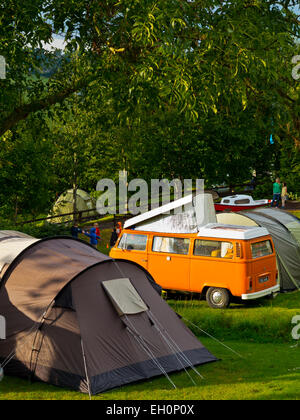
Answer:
xmin=217 ymin=209 xmax=300 ymax=292
xmin=0 ymin=232 xmax=216 ymax=394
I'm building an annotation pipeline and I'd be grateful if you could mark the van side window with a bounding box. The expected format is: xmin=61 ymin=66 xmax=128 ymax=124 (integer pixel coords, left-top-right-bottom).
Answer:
xmin=251 ymin=240 xmax=273 ymax=259
xmin=236 ymin=243 xmax=243 ymax=258
xmin=152 ymin=237 xmax=190 ymax=255
xmin=118 ymin=234 xmax=147 ymax=251
xmin=194 ymin=240 xmax=234 ymax=259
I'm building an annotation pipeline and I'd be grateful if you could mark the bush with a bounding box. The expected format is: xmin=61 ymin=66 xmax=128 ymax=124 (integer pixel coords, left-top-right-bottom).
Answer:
xmin=0 ymin=219 xmax=72 ymax=239
xmin=20 ymin=222 xmax=72 ymax=238
xmin=252 ymin=183 xmax=272 ymax=200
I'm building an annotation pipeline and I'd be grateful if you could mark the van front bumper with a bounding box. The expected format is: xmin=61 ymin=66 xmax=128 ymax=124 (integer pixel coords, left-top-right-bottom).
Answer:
xmin=241 ymin=284 xmax=280 ymax=300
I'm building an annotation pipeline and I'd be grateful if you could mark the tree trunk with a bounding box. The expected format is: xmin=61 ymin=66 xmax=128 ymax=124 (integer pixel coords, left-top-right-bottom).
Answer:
xmin=73 ymin=153 xmax=78 ymax=223
xmin=14 ymin=196 xmax=18 ymax=224
xmin=0 ymin=77 xmax=93 ymax=138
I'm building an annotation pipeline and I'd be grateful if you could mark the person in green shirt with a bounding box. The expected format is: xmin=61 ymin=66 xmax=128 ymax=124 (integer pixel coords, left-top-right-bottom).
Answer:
xmin=271 ymin=178 xmax=281 ymax=208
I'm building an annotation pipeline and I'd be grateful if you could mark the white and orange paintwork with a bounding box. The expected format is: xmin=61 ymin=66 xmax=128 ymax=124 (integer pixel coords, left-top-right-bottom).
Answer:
xmin=110 ymin=225 xmax=279 ymax=300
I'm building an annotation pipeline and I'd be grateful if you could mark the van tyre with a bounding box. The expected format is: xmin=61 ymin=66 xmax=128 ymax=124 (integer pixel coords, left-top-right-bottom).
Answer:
xmin=206 ymin=287 xmax=230 ymax=309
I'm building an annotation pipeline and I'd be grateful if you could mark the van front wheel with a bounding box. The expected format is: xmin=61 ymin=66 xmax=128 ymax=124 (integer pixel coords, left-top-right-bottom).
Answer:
xmin=206 ymin=287 xmax=230 ymax=309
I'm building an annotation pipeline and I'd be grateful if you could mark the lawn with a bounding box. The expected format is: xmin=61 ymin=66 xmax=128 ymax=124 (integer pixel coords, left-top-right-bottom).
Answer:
xmin=1 ymin=340 xmax=299 ymax=400
xmin=0 ymin=291 xmax=299 ymax=400
xmin=168 ymin=291 xmax=300 ymax=343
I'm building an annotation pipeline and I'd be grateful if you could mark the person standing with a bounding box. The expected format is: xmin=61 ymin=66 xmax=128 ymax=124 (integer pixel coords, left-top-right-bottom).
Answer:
xmin=71 ymin=224 xmax=82 ymax=239
xmin=116 ymin=221 xmax=123 ymax=237
xmin=84 ymin=227 xmax=101 ymax=249
xmin=271 ymin=178 xmax=281 ymax=208
xmin=94 ymin=223 xmax=100 ymax=238
xmin=250 ymin=173 xmax=257 ymax=191
xmin=109 ymin=227 xmax=119 ymax=248
xmin=281 ymin=182 xmax=288 ymax=209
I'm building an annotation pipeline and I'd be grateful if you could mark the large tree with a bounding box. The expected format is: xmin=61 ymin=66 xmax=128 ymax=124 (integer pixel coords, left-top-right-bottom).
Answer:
xmin=1 ymin=0 xmax=299 ymax=137
xmin=0 ymin=0 xmax=299 ymax=214
xmin=0 ymin=116 xmax=56 ymax=221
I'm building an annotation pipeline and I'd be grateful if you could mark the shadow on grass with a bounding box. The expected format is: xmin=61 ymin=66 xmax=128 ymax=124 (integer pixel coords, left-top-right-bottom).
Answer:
xmin=167 ymin=290 xmax=300 ymax=310
xmin=0 ymin=377 xmax=89 ymax=399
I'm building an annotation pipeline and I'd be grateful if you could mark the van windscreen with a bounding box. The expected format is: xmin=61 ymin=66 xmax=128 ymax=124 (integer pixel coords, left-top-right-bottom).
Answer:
xmin=251 ymin=240 xmax=273 ymax=259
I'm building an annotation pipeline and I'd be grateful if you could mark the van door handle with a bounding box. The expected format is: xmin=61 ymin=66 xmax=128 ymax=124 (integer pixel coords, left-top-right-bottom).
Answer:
xmin=166 ymin=256 xmax=171 ymax=261
xmin=141 ymin=259 xmax=148 ymax=262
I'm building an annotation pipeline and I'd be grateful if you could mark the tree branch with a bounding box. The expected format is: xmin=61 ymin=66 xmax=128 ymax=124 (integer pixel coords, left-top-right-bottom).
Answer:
xmin=0 ymin=77 xmax=92 ymax=137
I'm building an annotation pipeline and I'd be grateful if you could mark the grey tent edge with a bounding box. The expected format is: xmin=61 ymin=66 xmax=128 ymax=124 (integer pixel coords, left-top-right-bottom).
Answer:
xmin=90 ymin=348 xmax=216 ymax=395
xmin=0 ymin=232 xmax=217 ymax=395
xmin=0 ymin=235 xmax=108 ymax=287
xmin=1 ymin=346 xmax=216 ymax=395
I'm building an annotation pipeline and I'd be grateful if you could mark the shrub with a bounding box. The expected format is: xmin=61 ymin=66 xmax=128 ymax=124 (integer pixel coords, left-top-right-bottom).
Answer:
xmin=0 ymin=219 xmax=71 ymax=239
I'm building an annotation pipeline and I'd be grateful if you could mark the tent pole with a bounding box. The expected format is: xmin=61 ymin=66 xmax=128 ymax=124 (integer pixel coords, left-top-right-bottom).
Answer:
xmin=1 ymin=322 xmax=39 ymax=370
xmin=81 ymin=339 xmax=92 ymax=400
xmin=28 ymin=300 xmax=56 ymax=381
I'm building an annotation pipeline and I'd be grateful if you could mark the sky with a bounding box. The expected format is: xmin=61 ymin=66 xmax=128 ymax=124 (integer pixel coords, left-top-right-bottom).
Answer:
xmin=42 ymin=35 xmax=66 ymax=51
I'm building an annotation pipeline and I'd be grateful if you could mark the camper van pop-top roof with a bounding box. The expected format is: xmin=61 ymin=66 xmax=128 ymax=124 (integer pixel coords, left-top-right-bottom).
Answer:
xmin=197 ymin=224 xmax=270 ymax=241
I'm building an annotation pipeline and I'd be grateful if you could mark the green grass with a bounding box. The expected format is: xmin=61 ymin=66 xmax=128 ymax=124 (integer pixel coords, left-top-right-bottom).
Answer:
xmin=77 ymin=228 xmax=112 ymax=255
xmin=168 ymin=291 xmax=300 ymax=344
xmin=1 ymin=340 xmax=299 ymax=400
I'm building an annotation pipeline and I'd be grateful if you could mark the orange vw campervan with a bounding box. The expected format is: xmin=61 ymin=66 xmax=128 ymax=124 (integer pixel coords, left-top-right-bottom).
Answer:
xmin=110 ymin=223 xmax=279 ymax=309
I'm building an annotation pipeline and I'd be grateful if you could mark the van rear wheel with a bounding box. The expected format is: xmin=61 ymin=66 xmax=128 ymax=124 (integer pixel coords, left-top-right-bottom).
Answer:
xmin=206 ymin=287 xmax=230 ymax=309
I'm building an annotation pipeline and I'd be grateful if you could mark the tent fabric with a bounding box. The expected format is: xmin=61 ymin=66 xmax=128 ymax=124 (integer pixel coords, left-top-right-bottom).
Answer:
xmin=102 ymin=278 xmax=148 ymax=316
xmin=217 ymin=213 xmax=257 ymax=227
xmin=0 ymin=231 xmax=33 ymax=240
xmin=0 ymin=237 xmax=105 ymax=329
xmin=0 ymin=237 xmax=39 ymax=278
xmin=49 ymin=189 xmax=97 ymax=223
xmin=0 ymin=232 xmax=216 ymax=394
xmin=285 ymin=221 xmax=300 ymax=247
xmin=242 ymin=210 xmax=300 ymax=292
xmin=253 ymin=208 xmax=300 ymax=247
xmin=217 ymin=210 xmax=300 ymax=292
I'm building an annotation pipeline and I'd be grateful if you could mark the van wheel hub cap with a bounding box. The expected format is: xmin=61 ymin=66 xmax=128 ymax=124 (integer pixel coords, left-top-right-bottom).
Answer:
xmin=212 ymin=291 xmax=223 ymax=304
